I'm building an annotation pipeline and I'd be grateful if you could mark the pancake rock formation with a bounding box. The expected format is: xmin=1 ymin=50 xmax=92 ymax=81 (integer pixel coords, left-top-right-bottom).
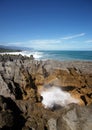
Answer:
xmin=0 ymin=54 xmax=92 ymax=130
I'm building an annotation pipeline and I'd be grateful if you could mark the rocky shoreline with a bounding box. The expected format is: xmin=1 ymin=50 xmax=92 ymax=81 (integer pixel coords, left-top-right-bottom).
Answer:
xmin=0 ymin=54 xmax=92 ymax=130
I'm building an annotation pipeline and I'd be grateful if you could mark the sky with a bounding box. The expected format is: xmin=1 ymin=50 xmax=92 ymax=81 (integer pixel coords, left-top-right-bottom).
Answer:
xmin=0 ymin=0 xmax=92 ymax=50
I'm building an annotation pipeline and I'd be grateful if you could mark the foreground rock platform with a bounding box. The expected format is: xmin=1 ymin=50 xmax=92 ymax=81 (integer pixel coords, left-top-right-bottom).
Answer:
xmin=0 ymin=54 xmax=92 ymax=130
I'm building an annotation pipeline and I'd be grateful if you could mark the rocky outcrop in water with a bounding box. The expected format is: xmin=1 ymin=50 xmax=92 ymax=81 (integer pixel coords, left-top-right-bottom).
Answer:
xmin=0 ymin=54 xmax=92 ymax=130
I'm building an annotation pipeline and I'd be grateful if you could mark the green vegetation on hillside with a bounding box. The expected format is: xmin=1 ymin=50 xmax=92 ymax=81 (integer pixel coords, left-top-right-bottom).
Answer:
xmin=0 ymin=48 xmax=21 ymax=52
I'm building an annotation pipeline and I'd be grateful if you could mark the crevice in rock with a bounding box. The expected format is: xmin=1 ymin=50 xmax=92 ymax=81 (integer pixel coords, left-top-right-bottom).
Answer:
xmin=14 ymin=82 xmax=23 ymax=100
xmin=61 ymin=86 xmax=76 ymax=91
xmin=82 ymin=85 xmax=86 ymax=88
xmin=80 ymin=95 xmax=87 ymax=105
xmin=1 ymin=97 xmax=26 ymax=130
xmin=77 ymin=89 xmax=81 ymax=94
xmin=44 ymin=126 xmax=48 ymax=130
xmin=42 ymin=65 xmax=49 ymax=78
xmin=29 ymin=75 xmax=37 ymax=90
xmin=87 ymin=93 xmax=92 ymax=98
xmin=52 ymin=104 xmax=63 ymax=111
xmin=5 ymin=97 xmax=21 ymax=114
xmin=8 ymin=81 xmax=15 ymax=94
xmin=1 ymin=126 xmax=13 ymax=130
xmin=68 ymin=67 xmax=77 ymax=76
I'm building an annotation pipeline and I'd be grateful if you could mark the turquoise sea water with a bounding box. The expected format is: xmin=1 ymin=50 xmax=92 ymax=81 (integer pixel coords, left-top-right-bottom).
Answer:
xmin=38 ymin=50 xmax=92 ymax=61
xmin=1 ymin=50 xmax=92 ymax=61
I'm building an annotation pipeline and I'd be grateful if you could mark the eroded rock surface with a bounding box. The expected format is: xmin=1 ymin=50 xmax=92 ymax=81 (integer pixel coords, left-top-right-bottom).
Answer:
xmin=0 ymin=54 xmax=92 ymax=130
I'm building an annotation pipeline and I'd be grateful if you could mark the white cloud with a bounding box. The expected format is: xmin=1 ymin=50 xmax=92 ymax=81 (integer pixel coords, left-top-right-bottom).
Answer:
xmin=29 ymin=39 xmax=61 ymax=44
xmin=28 ymin=39 xmax=62 ymax=50
xmin=3 ymin=32 xmax=87 ymax=50
xmin=5 ymin=39 xmax=62 ymax=50
xmin=62 ymin=33 xmax=85 ymax=40
xmin=7 ymin=42 xmax=24 ymax=46
xmin=85 ymin=40 xmax=92 ymax=43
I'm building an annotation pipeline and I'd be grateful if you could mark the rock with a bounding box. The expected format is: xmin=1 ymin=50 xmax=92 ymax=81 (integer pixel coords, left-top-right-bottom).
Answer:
xmin=48 ymin=118 xmax=57 ymax=130
xmin=25 ymin=117 xmax=37 ymax=130
xmin=16 ymin=99 xmax=33 ymax=116
xmin=0 ymin=74 xmax=15 ymax=99
xmin=0 ymin=111 xmax=14 ymax=128
xmin=0 ymin=95 xmax=25 ymax=130
xmin=30 ymin=55 xmax=34 ymax=60
xmin=0 ymin=54 xmax=31 ymax=62
xmin=0 ymin=96 xmax=8 ymax=111
xmin=22 ymin=126 xmax=35 ymax=130
xmin=0 ymin=55 xmax=92 ymax=130
xmin=57 ymin=103 xmax=92 ymax=130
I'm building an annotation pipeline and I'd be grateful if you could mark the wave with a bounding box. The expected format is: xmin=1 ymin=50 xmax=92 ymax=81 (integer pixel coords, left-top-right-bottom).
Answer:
xmin=0 ymin=51 xmax=43 ymax=60
xmin=0 ymin=50 xmax=92 ymax=61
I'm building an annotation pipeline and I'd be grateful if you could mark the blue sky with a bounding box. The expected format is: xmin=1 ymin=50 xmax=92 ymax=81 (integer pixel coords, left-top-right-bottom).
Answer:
xmin=0 ymin=0 xmax=92 ymax=50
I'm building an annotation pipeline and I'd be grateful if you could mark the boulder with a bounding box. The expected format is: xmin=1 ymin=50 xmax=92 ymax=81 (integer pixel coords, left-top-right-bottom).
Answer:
xmin=57 ymin=103 xmax=92 ymax=130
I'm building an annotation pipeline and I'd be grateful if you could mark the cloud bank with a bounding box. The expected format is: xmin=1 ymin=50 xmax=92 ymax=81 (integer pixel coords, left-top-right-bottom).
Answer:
xmin=85 ymin=40 xmax=92 ymax=43
xmin=2 ymin=32 xmax=91 ymax=50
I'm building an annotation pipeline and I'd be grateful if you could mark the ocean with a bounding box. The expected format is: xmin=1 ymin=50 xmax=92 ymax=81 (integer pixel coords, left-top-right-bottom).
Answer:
xmin=1 ymin=50 xmax=92 ymax=61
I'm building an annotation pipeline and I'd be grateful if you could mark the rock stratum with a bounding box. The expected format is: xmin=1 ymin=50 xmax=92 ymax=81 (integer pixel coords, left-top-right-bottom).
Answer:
xmin=0 ymin=54 xmax=92 ymax=130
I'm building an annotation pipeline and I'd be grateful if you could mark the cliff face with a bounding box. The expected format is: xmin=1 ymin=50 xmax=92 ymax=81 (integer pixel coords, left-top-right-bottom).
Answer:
xmin=0 ymin=55 xmax=92 ymax=130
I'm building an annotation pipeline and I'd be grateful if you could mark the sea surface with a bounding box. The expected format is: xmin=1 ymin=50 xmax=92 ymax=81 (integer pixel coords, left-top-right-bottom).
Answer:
xmin=1 ymin=50 xmax=92 ymax=61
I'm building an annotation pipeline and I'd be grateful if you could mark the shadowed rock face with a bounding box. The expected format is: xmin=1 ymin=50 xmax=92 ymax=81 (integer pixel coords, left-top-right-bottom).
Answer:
xmin=0 ymin=95 xmax=25 ymax=130
xmin=0 ymin=54 xmax=92 ymax=129
xmin=0 ymin=95 xmax=92 ymax=130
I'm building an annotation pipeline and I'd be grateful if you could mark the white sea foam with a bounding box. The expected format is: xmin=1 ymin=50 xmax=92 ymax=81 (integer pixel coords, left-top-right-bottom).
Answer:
xmin=41 ymin=86 xmax=79 ymax=109
xmin=32 ymin=51 xmax=43 ymax=59
xmin=0 ymin=51 xmax=43 ymax=60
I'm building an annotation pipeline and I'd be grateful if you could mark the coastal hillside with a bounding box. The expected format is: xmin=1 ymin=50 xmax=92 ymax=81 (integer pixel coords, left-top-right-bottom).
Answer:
xmin=0 ymin=54 xmax=92 ymax=130
xmin=0 ymin=45 xmax=33 ymax=52
xmin=0 ymin=45 xmax=21 ymax=52
xmin=0 ymin=47 xmax=21 ymax=52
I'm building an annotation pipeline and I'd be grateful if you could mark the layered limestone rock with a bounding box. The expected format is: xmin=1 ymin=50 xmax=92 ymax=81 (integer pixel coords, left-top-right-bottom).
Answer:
xmin=0 ymin=54 xmax=92 ymax=130
xmin=0 ymin=56 xmax=92 ymax=105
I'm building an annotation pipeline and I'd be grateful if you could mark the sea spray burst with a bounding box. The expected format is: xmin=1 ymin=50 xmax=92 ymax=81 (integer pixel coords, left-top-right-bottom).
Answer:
xmin=41 ymin=86 xmax=79 ymax=109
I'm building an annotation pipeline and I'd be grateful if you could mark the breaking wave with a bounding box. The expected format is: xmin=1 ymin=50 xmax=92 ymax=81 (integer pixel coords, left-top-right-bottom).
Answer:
xmin=0 ymin=51 xmax=43 ymax=60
